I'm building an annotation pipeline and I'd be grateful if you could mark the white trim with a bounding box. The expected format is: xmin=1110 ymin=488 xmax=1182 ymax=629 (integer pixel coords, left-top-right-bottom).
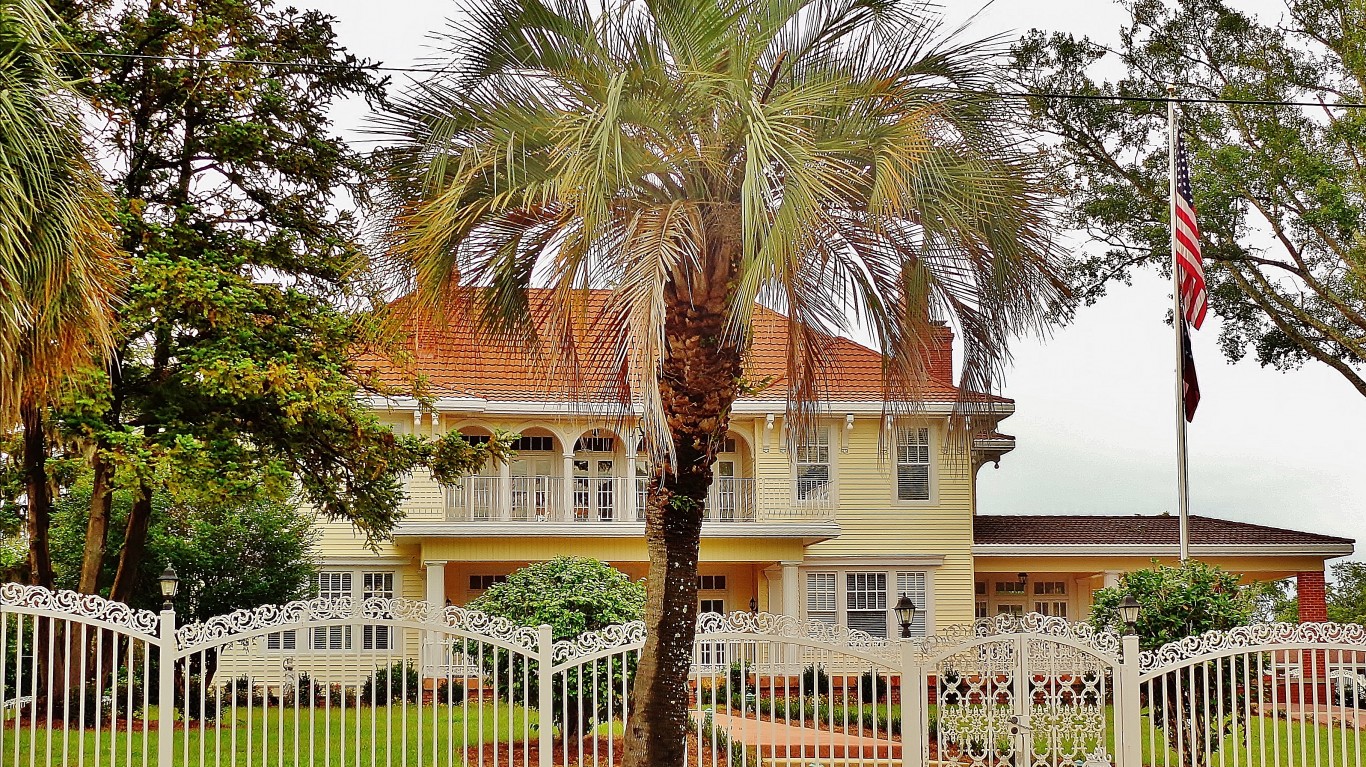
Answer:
xmin=800 ymin=555 xmax=946 ymax=567
xmin=359 ymin=394 xmax=1015 ymax=418
xmin=890 ymin=422 xmax=937 ymax=507
xmin=318 ymin=556 xmax=413 ymax=567
xmin=392 ymin=521 xmax=840 ymax=542
xmin=972 ymin=543 xmax=1354 ymax=558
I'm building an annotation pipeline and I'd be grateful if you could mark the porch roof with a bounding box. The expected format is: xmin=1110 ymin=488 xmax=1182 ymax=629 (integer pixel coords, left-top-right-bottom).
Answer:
xmin=972 ymin=514 xmax=1354 ymax=558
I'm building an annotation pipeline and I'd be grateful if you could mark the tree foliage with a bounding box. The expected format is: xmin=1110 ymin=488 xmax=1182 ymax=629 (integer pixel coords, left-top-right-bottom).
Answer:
xmin=1014 ymin=0 xmax=1366 ymax=395
xmin=1092 ymin=561 xmax=1259 ymax=767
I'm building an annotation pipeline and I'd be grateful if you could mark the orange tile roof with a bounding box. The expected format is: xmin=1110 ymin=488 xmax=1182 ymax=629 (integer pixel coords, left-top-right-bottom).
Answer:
xmin=354 ymin=289 xmax=1003 ymax=405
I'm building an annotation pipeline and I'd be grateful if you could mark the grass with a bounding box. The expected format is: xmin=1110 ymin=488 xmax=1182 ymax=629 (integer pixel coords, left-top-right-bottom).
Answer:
xmin=1 ymin=703 xmax=535 ymax=767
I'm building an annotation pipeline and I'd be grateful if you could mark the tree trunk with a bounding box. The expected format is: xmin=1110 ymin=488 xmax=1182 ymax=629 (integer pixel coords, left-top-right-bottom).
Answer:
xmin=621 ymin=289 xmax=742 ymax=767
xmin=78 ymin=451 xmax=115 ymax=594
xmin=22 ymin=400 xmax=54 ymax=589
xmin=109 ymin=483 xmax=153 ymax=604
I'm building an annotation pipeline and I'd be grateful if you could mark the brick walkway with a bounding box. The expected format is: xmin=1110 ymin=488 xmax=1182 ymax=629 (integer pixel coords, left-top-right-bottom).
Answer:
xmin=710 ymin=712 xmax=901 ymax=761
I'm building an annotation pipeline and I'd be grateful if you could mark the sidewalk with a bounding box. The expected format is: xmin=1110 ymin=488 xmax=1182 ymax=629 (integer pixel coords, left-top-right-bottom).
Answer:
xmin=710 ymin=711 xmax=902 ymax=761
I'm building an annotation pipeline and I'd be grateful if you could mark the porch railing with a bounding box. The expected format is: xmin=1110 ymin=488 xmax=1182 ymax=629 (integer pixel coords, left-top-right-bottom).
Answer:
xmin=443 ymin=476 xmax=789 ymax=522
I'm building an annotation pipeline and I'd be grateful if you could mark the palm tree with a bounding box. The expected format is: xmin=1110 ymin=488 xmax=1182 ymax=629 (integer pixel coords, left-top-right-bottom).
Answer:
xmin=0 ymin=0 xmax=122 ymax=587
xmin=377 ymin=0 xmax=1066 ymax=761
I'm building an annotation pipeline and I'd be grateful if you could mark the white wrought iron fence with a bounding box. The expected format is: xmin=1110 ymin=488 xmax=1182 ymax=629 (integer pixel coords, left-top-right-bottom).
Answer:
xmin=5 ymin=583 xmax=1366 ymax=767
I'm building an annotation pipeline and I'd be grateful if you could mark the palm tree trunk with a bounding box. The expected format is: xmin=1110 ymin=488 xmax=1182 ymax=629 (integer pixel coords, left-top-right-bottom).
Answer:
xmin=21 ymin=399 xmax=54 ymax=589
xmin=622 ymin=290 xmax=742 ymax=767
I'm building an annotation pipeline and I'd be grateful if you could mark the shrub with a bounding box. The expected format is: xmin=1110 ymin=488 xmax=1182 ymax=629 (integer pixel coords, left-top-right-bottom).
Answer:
xmin=434 ymin=678 xmax=466 ymax=705
xmin=858 ymin=669 xmax=888 ymax=703
xmin=800 ymin=665 xmax=830 ymax=697
xmin=468 ymin=557 xmax=644 ymax=737
xmin=362 ymin=662 xmax=420 ymax=706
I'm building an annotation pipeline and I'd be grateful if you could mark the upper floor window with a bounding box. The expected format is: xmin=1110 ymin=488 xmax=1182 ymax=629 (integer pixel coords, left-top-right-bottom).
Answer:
xmin=794 ymin=428 xmax=831 ymax=501
xmin=462 ymin=434 xmax=492 ymax=446
xmin=697 ymin=575 xmax=727 ymax=591
xmin=512 ymin=435 xmax=554 ymax=451
xmin=574 ymin=436 xmax=615 ymax=453
xmin=896 ymin=427 xmax=930 ymax=501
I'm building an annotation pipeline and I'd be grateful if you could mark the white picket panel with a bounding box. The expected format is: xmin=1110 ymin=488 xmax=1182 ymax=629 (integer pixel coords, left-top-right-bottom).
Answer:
xmin=7 ymin=582 xmax=1366 ymax=767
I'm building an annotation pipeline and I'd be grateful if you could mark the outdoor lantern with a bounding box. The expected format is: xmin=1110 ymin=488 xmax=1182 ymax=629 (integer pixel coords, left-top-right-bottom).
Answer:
xmin=1118 ymin=594 xmax=1142 ymax=633
xmin=158 ymin=564 xmax=180 ymax=610
xmin=893 ymin=593 xmax=919 ymax=638
xmin=749 ymin=597 xmax=758 ymax=614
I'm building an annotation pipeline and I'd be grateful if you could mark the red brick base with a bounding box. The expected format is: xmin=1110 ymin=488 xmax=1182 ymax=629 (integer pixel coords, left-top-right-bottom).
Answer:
xmin=1297 ymin=570 xmax=1328 ymax=623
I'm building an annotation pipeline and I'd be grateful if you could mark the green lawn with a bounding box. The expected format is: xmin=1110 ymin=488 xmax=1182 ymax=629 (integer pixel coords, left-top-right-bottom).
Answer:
xmin=2 ymin=703 xmax=535 ymax=767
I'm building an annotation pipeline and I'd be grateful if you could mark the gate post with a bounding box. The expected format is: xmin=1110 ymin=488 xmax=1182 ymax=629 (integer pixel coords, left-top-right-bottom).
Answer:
xmin=1117 ymin=633 xmax=1142 ymax=767
xmin=537 ymin=624 xmax=554 ymax=767
xmin=157 ymin=606 xmax=177 ymax=767
xmin=900 ymin=640 xmax=923 ymax=767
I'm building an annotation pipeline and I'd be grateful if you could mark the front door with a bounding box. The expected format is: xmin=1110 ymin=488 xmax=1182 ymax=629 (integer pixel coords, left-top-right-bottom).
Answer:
xmin=573 ymin=458 xmax=615 ymax=521
xmin=511 ymin=457 xmax=553 ymax=520
xmin=712 ymin=460 xmax=737 ymax=520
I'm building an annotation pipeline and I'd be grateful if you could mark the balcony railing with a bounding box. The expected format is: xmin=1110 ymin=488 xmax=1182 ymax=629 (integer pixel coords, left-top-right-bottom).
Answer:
xmin=443 ymin=476 xmax=797 ymax=523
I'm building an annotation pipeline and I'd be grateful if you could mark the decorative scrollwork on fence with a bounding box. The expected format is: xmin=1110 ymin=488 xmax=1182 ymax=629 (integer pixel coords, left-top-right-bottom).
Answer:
xmin=695 ymin=610 xmax=890 ymax=649
xmin=176 ymin=597 xmax=355 ymax=648
xmin=551 ymin=621 xmax=647 ymax=665
xmin=0 ymin=583 xmax=160 ymax=637
xmin=436 ymin=605 xmax=542 ymax=652
xmin=1139 ymin=621 xmax=1366 ymax=674
xmin=915 ymin=612 xmax=1122 ymax=661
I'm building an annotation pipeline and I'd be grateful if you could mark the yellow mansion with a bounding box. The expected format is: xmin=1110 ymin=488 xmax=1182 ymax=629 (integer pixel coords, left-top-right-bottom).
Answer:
xmin=305 ymin=292 xmax=1351 ymax=638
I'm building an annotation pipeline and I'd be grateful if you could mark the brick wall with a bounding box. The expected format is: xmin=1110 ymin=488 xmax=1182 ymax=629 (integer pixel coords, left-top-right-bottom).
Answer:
xmin=928 ymin=323 xmax=954 ymax=383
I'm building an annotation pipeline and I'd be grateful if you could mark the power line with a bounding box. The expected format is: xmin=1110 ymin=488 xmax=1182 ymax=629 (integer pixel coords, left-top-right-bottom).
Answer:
xmin=58 ymin=49 xmax=1366 ymax=110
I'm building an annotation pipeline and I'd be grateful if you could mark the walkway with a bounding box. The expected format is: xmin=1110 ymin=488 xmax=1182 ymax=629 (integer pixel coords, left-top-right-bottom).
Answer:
xmin=710 ymin=712 xmax=901 ymax=762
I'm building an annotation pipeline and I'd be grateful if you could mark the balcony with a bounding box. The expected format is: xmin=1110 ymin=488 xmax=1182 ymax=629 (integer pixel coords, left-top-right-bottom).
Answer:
xmin=439 ymin=476 xmax=820 ymax=523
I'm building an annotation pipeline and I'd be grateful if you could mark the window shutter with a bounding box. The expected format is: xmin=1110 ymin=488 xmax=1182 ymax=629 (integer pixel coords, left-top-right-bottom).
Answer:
xmin=806 ymin=573 xmax=836 ymax=625
xmin=896 ymin=572 xmax=928 ymax=636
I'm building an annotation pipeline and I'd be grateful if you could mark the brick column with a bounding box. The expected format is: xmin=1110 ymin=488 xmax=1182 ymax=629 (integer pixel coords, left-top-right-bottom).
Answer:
xmin=1297 ymin=570 xmax=1328 ymax=623
xmin=1297 ymin=570 xmax=1329 ymax=693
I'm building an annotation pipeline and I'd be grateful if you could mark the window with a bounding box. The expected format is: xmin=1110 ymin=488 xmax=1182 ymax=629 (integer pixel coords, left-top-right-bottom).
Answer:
xmin=266 ymin=630 xmax=296 ymax=651
xmin=795 ymin=429 xmax=831 ymax=501
xmin=846 ymin=572 xmax=888 ymax=638
xmin=469 ymin=574 xmax=507 ymax=592
xmin=363 ymin=572 xmax=395 ymax=650
xmin=975 ymin=582 xmax=987 ymax=595
xmin=998 ymin=603 xmax=1025 ymax=617
xmin=461 ymin=434 xmax=492 ymax=445
xmin=1035 ymin=600 xmax=1068 ymax=618
xmin=975 ymin=601 xmax=989 ymax=619
xmin=718 ymin=438 xmax=737 ymax=454
xmin=895 ymin=427 xmax=931 ymax=501
xmin=1034 ymin=581 xmax=1067 ymax=596
xmin=807 ymin=573 xmax=836 ymax=625
xmin=697 ymin=575 xmax=727 ymax=591
xmin=512 ymin=435 xmax=554 ymax=451
xmin=995 ymin=581 xmax=1026 ymax=595
xmin=895 ymin=572 xmax=928 ymax=636
xmin=574 ymin=436 xmax=615 ymax=453
xmin=312 ymin=572 xmax=352 ymax=651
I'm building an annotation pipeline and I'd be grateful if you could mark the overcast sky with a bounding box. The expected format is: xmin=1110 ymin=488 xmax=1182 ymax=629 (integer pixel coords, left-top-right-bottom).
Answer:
xmin=300 ymin=0 xmax=1364 ymax=558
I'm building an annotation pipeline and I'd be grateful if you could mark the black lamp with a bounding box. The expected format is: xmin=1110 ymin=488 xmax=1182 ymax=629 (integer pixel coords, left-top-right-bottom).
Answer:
xmin=749 ymin=597 xmax=758 ymax=614
xmin=158 ymin=564 xmax=180 ymax=611
xmin=1118 ymin=594 xmax=1141 ymax=634
xmin=893 ymin=593 xmax=919 ymax=638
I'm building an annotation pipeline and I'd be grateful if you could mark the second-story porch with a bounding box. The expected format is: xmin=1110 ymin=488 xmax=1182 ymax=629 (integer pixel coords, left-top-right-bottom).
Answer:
xmin=402 ymin=424 xmax=835 ymax=526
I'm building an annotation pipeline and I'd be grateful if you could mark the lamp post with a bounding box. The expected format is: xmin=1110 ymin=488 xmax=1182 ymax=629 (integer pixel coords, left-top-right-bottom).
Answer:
xmin=158 ymin=564 xmax=180 ymax=611
xmin=1118 ymin=594 xmax=1141 ymax=635
xmin=893 ymin=593 xmax=919 ymax=639
xmin=748 ymin=597 xmax=758 ymax=615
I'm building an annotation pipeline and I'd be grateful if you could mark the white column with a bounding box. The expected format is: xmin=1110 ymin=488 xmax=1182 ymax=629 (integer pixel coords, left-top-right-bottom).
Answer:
xmin=561 ymin=452 xmax=575 ymax=522
xmin=499 ymin=459 xmax=512 ymax=521
xmin=624 ymin=434 xmax=639 ymax=522
xmin=424 ymin=561 xmax=447 ymax=672
xmin=781 ymin=561 xmax=801 ymax=618
xmin=1103 ymin=571 xmax=1122 ymax=589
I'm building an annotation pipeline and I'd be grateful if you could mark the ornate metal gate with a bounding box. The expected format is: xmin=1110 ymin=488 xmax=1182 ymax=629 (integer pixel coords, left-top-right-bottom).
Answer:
xmin=906 ymin=615 xmax=1130 ymax=767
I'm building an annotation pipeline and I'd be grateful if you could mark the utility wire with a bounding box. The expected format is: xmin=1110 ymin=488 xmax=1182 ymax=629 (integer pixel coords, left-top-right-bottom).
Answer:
xmin=58 ymin=49 xmax=1366 ymax=110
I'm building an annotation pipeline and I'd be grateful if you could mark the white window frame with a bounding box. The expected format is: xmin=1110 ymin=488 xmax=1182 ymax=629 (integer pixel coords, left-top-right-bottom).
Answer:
xmin=793 ymin=427 xmax=833 ymax=504
xmin=363 ymin=571 xmax=396 ymax=651
xmin=806 ymin=572 xmax=836 ymax=625
xmin=893 ymin=426 xmax=933 ymax=503
xmin=312 ymin=571 xmax=353 ymax=651
xmin=895 ymin=571 xmax=929 ymax=637
xmin=800 ymin=565 xmax=934 ymax=636
xmin=846 ymin=572 xmax=890 ymax=638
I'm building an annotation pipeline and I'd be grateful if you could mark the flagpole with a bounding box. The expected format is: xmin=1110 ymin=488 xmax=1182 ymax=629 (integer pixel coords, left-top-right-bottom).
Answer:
xmin=1168 ymin=83 xmax=1192 ymax=563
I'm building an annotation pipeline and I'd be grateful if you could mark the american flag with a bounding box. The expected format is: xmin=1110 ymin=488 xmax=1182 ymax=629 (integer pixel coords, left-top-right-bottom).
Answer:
xmin=1174 ymin=136 xmax=1208 ymax=329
